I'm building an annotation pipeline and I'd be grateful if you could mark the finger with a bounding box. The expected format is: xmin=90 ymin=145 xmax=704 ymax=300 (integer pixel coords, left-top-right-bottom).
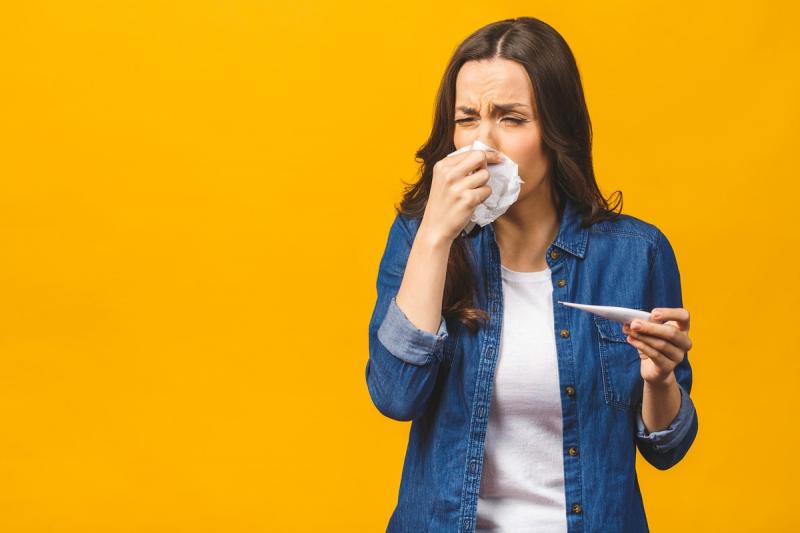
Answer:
xmin=625 ymin=320 xmax=692 ymax=351
xmin=625 ymin=330 xmax=686 ymax=364
xmin=451 ymin=149 xmax=504 ymax=177
xmin=627 ymin=335 xmax=674 ymax=373
xmin=650 ymin=307 xmax=690 ymax=331
xmin=472 ymin=184 xmax=492 ymax=204
xmin=461 ymin=167 xmax=491 ymax=190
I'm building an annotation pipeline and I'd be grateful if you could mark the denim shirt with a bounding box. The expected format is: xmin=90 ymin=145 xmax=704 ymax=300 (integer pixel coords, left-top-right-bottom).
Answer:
xmin=365 ymin=198 xmax=699 ymax=533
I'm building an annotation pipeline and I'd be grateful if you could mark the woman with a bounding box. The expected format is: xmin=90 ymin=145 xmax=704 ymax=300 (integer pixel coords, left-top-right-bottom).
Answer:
xmin=365 ymin=17 xmax=698 ymax=533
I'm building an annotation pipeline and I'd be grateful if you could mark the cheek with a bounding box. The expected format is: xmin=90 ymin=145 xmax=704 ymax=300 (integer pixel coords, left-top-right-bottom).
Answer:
xmin=506 ymin=133 xmax=547 ymax=178
xmin=453 ymin=129 xmax=469 ymax=149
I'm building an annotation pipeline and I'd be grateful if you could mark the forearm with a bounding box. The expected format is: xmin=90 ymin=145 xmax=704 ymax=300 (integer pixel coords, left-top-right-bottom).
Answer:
xmin=395 ymin=224 xmax=452 ymax=335
xmin=641 ymin=372 xmax=682 ymax=433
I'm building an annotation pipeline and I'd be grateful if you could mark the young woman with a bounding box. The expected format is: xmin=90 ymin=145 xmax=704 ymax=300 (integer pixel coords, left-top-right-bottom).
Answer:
xmin=365 ymin=17 xmax=698 ymax=533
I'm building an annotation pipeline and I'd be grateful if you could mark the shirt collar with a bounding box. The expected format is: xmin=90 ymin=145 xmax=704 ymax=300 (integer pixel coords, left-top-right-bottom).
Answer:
xmin=551 ymin=196 xmax=589 ymax=259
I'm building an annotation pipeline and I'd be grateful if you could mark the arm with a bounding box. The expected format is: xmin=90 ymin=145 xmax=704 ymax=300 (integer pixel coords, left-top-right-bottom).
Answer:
xmin=364 ymin=213 xmax=452 ymax=422
xmin=634 ymin=229 xmax=699 ymax=470
xmin=642 ymin=372 xmax=682 ymax=433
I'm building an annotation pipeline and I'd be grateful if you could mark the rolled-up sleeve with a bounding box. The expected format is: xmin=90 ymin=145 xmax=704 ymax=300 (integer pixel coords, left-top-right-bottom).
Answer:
xmin=635 ymin=382 xmax=697 ymax=452
xmin=365 ymin=213 xmax=451 ymax=422
xmin=377 ymin=296 xmax=449 ymax=366
xmin=635 ymin=228 xmax=699 ymax=469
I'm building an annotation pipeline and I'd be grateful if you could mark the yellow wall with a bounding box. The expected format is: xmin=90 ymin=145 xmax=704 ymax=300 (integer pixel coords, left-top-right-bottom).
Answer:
xmin=1 ymin=1 xmax=797 ymax=531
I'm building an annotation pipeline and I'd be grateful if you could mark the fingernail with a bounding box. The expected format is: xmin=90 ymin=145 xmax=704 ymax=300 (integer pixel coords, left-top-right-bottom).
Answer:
xmin=631 ymin=321 xmax=641 ymax=330
xmin=652 ymin=312 xmax=661 ymax=319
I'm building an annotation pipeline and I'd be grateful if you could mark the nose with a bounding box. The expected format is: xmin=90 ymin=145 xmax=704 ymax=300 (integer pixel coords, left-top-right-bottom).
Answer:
xmin=475 ymin=121 xmax=500 ymax=153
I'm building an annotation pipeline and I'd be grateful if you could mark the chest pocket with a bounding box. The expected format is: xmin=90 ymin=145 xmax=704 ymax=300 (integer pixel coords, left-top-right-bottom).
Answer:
xmin=593 ymin=315 xmax=644 ymax=411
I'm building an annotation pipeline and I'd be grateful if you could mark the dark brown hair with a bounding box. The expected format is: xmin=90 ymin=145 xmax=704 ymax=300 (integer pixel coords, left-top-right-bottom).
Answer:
xmin=397 ymin=17 xmax=622 ymax=334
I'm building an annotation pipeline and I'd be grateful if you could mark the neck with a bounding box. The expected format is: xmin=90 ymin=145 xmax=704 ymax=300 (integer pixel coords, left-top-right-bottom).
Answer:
xmin=492 ymin=178 xmax=561 ymax=272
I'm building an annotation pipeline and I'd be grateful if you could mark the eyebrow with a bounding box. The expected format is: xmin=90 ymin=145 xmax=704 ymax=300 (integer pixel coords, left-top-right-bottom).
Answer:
xmin=455 ymin=102 xmax=530 ymax=115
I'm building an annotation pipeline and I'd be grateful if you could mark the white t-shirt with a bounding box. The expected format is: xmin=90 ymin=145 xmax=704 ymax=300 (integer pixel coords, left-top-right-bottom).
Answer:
xmin=475 ymin=264 xmax=568 ymax=533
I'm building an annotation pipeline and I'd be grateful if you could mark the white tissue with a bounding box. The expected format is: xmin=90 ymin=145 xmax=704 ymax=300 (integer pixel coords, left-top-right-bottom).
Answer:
xmin=445 ymin=140 xmax=524 ymax=235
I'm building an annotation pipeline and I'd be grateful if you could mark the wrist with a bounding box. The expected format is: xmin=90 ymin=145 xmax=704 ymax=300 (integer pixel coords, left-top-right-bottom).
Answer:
xmin=417 ymin=222 xmax=453 ymax=251
xmin=644 ymin=371 xmax=678 ymax=390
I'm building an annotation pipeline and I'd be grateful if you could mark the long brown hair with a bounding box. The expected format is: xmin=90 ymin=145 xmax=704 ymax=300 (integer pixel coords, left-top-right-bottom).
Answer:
xmin=397 ymin=17 xmax=622 ymax=334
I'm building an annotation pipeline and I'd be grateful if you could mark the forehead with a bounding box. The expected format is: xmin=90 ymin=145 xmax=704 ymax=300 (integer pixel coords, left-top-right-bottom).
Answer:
xmin=454 ymin=58 xmax=533 ymax=104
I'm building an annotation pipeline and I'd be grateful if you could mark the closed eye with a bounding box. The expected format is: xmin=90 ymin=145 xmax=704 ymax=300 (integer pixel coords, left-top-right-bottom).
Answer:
xmin=454 ymin=117 xmax=527 ymax=125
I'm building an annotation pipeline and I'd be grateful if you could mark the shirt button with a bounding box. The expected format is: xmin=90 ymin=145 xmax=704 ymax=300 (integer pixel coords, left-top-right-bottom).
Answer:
xmin=550 ymin=250 xmax=560 ymax=260
xmin=560 ymin=329 xmax=570 ymax=338
xmin=557 ymin=278 xmax=566 ymax=288
xmin=565 ymin=385 xmax=576 ymax=397
xmin=572 ymin=503 xmax=582 ymax=514
xmin=568 ymin=446 xmax=579 ymax=457
xmin=470 ymin=460 xmax=478 ymax=473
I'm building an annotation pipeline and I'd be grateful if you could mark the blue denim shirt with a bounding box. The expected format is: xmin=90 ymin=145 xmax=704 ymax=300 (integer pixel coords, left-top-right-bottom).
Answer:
xmin=365 ymin=198 xmax=698 ymax=533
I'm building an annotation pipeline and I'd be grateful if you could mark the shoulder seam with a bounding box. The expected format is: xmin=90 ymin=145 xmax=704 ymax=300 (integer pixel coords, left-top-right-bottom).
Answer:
xmin=589 ymin=225 xmax=659 ymax=245
xmin=393 ymin=211 xmax=414 ymax=244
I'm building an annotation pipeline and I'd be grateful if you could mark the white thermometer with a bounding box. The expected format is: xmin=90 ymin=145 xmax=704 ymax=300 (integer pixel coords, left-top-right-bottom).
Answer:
xmin=557 ymin=301 xmax=653 ymax=324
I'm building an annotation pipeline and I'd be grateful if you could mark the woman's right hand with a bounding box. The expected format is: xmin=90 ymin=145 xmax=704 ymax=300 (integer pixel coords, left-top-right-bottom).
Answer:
xmin=419 ymin=149 xmax=503 ymax=245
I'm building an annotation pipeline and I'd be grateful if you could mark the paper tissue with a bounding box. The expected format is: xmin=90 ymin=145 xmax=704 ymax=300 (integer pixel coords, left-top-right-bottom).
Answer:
xmin=445 ymin=140 xmax=524 ymax=236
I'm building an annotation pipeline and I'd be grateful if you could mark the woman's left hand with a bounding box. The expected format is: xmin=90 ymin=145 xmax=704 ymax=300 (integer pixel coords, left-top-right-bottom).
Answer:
xmin=622 ymin=307 xmax=692 ymax=386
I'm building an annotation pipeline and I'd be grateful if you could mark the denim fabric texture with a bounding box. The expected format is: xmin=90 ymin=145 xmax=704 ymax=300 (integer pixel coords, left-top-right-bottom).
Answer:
xmin=365 ymin=197 xmax=699 ymax=532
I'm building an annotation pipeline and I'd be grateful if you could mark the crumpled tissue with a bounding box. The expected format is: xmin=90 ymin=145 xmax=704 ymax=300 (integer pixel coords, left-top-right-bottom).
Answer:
xmin=445 ymin=140 xmax=524 ymax=235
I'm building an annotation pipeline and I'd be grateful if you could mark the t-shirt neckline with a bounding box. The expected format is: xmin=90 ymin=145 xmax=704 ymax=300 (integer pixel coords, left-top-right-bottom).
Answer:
xmin=500 ymin=263 xmax=552 ymax=283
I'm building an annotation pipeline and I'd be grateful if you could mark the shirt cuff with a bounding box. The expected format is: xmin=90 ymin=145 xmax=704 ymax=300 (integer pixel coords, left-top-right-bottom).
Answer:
xmin=376 ymin=296 xmax=449 ymax=366
xmin=635 ymin=381 xmax=696 ymax=453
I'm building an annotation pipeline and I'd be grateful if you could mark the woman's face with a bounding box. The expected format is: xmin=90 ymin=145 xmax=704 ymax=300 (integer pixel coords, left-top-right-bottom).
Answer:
xmin=453 ymin=58 xmax=550 ymax=200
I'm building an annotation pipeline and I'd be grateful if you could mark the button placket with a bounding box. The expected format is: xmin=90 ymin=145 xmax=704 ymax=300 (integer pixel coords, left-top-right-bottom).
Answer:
xmin=549 ymin=251 xmax=584 ymax=528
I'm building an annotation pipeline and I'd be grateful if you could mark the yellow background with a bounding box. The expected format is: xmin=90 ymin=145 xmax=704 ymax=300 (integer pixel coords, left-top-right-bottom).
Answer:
xmin=1 ymin=1 xmax=797 ymax=531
